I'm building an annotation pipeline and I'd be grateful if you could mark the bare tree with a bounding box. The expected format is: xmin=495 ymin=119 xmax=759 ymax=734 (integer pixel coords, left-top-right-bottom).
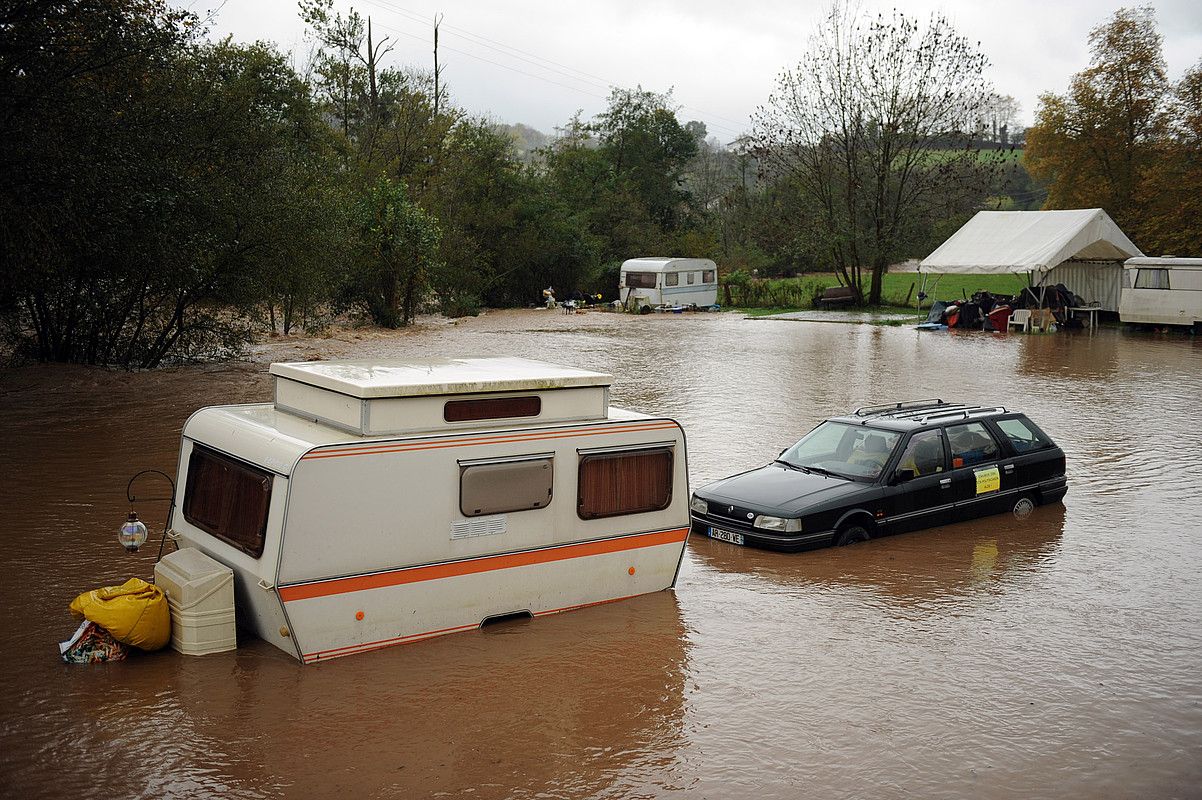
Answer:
xmin=750 ymin=2 xmax=1003 ymax=304
xmin=979 ymin=93 xmax=1021 ymax=142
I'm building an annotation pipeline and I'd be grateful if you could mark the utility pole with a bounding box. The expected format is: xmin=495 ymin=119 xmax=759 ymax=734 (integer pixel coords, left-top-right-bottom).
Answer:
xmin=367 ymin=16 xmax=378 ymax=110
xmin=433 ymin=13 xmax=444 ymax=118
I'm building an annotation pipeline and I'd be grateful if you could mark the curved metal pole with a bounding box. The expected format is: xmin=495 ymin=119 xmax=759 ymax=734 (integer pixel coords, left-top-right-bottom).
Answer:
xmin=125 ymin=469 xmax=178 ymax=563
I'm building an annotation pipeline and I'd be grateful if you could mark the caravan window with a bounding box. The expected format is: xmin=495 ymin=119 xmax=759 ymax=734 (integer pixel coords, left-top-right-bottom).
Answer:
xmin=183 ymin=444 xmax=273 ymax=558
xmin=1134 ymin=269 xmax=1170 ymax=289
xmin=665 ymin=273 xmax=680 ymax=287
xmin=445 ymin=396 xmax=541 ymax=422
xmin=577 ymin=447 xmax=673 ymax=519
xmin=460 ymin=456 xmax=553 ymax=517
xmin=686 ymin=272 xmax=696 ymax=285
xmin=624 ymin=272 xmax=657 ymax=289
xmin=703 ymin=269 xmax=715 ymax=283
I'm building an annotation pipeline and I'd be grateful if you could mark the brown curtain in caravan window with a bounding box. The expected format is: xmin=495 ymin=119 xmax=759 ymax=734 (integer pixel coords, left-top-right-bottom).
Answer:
xmin=577 ymin=448 xmax=673 ymax=519
xmin=183 ymin=445 xmax=273 ymax=557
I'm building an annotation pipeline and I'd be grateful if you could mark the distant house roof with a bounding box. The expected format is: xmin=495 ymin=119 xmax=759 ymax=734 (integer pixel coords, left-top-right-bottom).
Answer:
xmin=919 ymin=209 xmax=1143 ymax=275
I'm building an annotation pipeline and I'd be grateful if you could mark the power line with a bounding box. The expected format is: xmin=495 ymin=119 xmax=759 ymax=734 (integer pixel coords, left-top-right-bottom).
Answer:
xmin=363 ymin=0 xmax=613 ymax=93
xmin=368 ymin=19 xmax=614 ymax=102
xmin=355 ymin=0 xmax=749 ymax=137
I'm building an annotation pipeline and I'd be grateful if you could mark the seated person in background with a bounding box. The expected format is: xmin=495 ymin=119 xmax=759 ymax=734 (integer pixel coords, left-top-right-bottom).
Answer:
xmin=899 ymin=437 xmax=944 ymax=476
xmin=847 ymin=434 xmax=890 ymax=474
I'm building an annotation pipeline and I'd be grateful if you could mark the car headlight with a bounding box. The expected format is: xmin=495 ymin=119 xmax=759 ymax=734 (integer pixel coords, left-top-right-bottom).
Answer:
xmin=753 ymin=515 xmax=803 ymax=533
xmin=689 ymin=495 xmax=708 ymax=515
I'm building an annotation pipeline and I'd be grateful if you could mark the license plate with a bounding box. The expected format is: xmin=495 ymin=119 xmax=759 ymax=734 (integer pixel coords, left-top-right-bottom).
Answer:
xmin=708 ymin=527 xmax=745 ymax=545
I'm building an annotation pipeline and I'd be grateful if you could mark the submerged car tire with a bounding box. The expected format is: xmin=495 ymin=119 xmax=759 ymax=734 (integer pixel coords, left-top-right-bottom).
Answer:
xmin=1012 ymin=494 xmax=1036 ymax=520
xmin=835 ymin=524 xmax=871 ymax=547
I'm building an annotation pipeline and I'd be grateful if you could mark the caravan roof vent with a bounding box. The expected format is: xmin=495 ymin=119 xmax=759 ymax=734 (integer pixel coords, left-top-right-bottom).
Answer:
xmin=270 ymin=357 xmax=612 ymax=436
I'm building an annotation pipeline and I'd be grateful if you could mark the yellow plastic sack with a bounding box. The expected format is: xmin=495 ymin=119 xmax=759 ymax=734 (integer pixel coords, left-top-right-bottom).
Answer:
xmin=69 ymin=578 xmax=170 ymax=651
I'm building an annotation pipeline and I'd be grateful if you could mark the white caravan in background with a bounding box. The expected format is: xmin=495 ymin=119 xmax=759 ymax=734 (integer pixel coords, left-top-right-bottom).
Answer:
xmin=1119 ymin=257 xmax=1202 ymax=328
xmin=619 ymin=257 xmax=719 ymax=308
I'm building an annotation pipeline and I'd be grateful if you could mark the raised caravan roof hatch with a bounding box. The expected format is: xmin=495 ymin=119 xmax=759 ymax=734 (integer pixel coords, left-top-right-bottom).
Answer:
xmin=271 ymin=357 xmax=613 ymax=436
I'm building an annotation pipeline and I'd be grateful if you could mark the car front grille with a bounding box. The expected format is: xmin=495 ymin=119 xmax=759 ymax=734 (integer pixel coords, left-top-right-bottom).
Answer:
xmin=703 ymin=502 xmax=758 ymax=528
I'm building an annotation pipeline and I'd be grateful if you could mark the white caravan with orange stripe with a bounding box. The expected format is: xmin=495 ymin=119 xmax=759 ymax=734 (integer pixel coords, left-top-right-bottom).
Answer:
xmin=169 ymin=358 xmax=690 ymax=663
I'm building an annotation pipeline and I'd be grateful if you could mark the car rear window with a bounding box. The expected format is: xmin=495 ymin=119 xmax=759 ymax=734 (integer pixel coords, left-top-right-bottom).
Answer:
xmin=995 ymin=417 xmax=1053 ymax=453
xmin=946 ymin=422 xmax=1000 ymax=469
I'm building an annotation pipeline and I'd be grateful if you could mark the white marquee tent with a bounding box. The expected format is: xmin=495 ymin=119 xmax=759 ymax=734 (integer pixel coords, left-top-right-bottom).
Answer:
xmin=919 ymin=209 xmax=1143 ymax=311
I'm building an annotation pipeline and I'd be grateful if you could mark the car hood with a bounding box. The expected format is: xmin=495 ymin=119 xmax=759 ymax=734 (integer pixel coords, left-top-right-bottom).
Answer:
xmin=699 ymin=464 xmax=864 ymax=512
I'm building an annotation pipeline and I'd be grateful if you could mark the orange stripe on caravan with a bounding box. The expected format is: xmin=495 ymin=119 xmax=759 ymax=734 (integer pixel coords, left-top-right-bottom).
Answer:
xmin=301 ymin=592 xmax=646 ymax=663
xmin=301 ymin=421 xmax=679 ymax=460
xmin=278 ymin=527 xmax=688 ymax=603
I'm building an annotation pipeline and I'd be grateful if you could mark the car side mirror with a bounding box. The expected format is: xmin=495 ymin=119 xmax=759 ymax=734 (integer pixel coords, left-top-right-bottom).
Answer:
xmin=893 ymin=468 xmax=916 ymax=484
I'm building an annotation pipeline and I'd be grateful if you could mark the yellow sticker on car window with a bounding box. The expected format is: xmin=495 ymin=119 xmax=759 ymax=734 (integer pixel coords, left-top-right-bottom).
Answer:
xmin=975 ymin=466 xmax=1001 ymax=494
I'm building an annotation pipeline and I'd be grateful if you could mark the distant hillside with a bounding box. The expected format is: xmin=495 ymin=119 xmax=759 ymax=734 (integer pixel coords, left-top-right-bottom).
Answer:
xmin=493 ymin=123 xmax=551 ymax=162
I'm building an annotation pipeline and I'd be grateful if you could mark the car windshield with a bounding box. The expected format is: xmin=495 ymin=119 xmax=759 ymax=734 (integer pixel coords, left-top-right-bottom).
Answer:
xmin=779 ymin=421 xmax=902 ymax=480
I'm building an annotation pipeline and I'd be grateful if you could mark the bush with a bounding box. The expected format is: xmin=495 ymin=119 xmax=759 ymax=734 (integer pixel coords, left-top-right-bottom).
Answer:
xmin=719 ymin=274 xmax=832 ymax=309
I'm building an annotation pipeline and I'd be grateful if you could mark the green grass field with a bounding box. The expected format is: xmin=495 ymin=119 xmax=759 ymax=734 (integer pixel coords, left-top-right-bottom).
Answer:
xmin=876 ymin=272 xmax=1028 ymax=306
xmin=730 ymin=271 xmax=1027 ymax=314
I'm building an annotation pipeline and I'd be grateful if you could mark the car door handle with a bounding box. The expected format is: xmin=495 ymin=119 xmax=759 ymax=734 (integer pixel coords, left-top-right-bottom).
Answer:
xmin=939 ymin=478 xmax=952 ymax=488
xmin=1003 ymin=464 xmax=1015 ymax=473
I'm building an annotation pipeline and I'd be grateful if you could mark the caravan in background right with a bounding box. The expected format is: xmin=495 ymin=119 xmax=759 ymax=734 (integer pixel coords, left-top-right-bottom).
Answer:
xmin=1119 ymin=257 xmax=1202 ymax=331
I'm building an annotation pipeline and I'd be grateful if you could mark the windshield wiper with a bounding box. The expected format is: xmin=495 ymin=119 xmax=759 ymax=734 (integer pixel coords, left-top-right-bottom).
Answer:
xmin=773 ymin=459 xmax=805 ymax=472
xmin=801 ymin=465 xmax=850 ymax=480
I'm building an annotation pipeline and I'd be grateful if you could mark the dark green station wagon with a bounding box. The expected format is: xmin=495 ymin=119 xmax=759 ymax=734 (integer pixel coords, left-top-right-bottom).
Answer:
xmin=690 ymin=400 xmax=1067 ymax=551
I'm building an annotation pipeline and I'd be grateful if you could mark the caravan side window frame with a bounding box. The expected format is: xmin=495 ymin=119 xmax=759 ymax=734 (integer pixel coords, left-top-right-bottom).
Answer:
xmin=182 ymin=444 xmax=274 ymax=558
xmin=1134 ymin=268 xmax=1170 ymax=289
xmin=702 ymin=269 xmax=715 ymax=283
xmin=664 ymin=272 xmax=680 ymax=287
xmin=576 ymin=445 xmax=674 ymax=520
xmin=459 ymin=454 xmax=554 ymax=517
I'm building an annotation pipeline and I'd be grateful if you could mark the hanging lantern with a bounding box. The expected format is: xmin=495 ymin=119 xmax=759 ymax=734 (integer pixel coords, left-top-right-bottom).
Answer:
xmin=119 ymin=511 xmax=149 ymax=553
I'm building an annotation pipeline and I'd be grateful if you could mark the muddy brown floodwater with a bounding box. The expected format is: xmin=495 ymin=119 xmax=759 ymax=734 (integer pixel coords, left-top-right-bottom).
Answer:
xmin=2 ymin=310 xmax=1201 ymax=799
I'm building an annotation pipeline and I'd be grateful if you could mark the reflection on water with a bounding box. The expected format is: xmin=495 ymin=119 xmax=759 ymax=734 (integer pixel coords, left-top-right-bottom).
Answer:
xmin=691 ymin=503 xmax=1066 ymax=608
xmin=2 ymin=313 xmax=1201 ymax=798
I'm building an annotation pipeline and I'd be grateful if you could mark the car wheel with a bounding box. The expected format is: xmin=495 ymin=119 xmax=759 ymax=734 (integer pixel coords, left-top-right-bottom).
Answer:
xmin=1012 ymin=494 xmax=1036 ymax=520
xmin=835 ymin=524 xmax=870 ymax=547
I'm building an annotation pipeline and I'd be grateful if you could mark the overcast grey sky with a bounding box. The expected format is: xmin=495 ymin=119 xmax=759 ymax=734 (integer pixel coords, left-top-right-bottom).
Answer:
xmin=196 ymin=0 xmax=1202 ymax=141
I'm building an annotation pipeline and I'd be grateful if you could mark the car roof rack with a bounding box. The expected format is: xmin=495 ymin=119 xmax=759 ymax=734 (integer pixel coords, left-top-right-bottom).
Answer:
xmin=853 ymin=399 xmax=946 ymax=418
xmin=850 ymin=401 xmax=1009 ymax=425
xmin=915 ymin=405 xmax=1008 ymax=424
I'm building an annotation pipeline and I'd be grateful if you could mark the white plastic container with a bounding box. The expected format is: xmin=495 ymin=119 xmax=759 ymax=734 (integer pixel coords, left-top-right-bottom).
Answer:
xmin=154 ymin=547 xmax=237 ymax=655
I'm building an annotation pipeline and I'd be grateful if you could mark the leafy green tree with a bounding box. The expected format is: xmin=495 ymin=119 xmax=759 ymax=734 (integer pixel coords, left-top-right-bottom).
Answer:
xmin=352 ymin=178 xmax=442 ymax=327
xmin=540 ymin=91 xmax=700 ymax=267
xmin=594 ymin=87 xmax=698 ymax=233
xmin=0 ymin=0 xmax=345 ymax=366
